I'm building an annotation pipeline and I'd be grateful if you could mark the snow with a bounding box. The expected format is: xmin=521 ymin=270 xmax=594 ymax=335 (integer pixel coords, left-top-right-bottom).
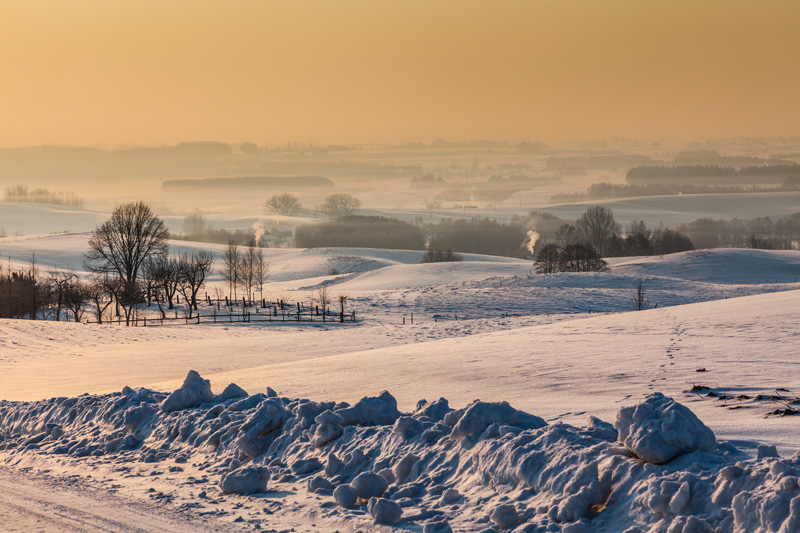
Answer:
xmin=2 ymin=371 xmax=799 ymax=531
xmin=1 ymin=232 xmax=799 ymax=530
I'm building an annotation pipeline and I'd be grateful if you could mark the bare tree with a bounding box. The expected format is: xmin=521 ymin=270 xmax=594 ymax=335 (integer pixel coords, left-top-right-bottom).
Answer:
xmin=317 ymin=284 xmax=329 ymax=321
xmin=535 ymin=243 xmax=561 ymax=274
xmin=634 ymin=280 xmax=649 ymax=311
xmin=85 ymin=201 xmax=169 ymax=285
xmin=86 ymin=279 xmax=113 ymax=324
xmin=63 ymin=278 xmax=88 ymax=322
xmin=239 ymin=245 xmax=267 ymax=304
xmin=238 ymin=246 xmax=257 ymax=304
xmin=576 ymin=206 xmax=620 ymax=257
xmin=255 ymin=254 xmax=269 ymax=303
xmin=178 ymin=250 xmax=214 ymax=318
xmin=558 ymin=244 xmax=608 ymax=273
xmin=221 ymin=241 xmax=241 ymax=301
xmin=49 ymin=271 xmax=77 ymax=321
xmin=110 ymin=279 xmax=144 ymax=326
xmin=321 ymin=193 xmax=361 ymax=218
xmin=182 ymin=211 xmax=208 ymax=238
xmin=144 ymin=255 xmax=181 ymax=309
xmin=264 ymin=193 xmax=302 ymax=217
xmin=28 ymin=252 xmax=42 ymax=320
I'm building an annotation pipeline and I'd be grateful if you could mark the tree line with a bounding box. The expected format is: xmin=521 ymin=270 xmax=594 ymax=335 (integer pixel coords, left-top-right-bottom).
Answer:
xmin=0 ymin=202 xmax=222 ymax=325
xmin=626 ymin=164 xmax=800 ymax=185
xmin=3 ymin=185 xmax=85 ymax=208
xmin=550 ymin=177 xmax=800 ymax=203
xmin=681 ymin=213 xmax=800 ymax=250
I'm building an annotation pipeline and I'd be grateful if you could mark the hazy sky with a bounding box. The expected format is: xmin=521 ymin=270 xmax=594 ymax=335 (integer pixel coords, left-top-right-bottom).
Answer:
xmin=2 ymin=1 xmax=799 ymax=147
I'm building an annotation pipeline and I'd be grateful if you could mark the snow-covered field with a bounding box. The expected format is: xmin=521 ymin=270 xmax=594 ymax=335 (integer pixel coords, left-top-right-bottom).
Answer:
xmin=1 ymin=232 xmax=800 ymax=531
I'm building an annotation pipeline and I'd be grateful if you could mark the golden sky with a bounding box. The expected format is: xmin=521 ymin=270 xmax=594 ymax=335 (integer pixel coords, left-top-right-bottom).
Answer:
xmin=1 ymin=0 xmax=798 ymax=147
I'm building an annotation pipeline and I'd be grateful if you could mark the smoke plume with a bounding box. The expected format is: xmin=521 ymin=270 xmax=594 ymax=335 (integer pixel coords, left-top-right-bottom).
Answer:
xmin=525 ymin=229 xmax=540 ymax=256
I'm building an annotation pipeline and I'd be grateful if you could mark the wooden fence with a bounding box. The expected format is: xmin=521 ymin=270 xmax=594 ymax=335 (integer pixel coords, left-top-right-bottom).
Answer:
xmin=88 ymin=308 xmax=356 ymax=327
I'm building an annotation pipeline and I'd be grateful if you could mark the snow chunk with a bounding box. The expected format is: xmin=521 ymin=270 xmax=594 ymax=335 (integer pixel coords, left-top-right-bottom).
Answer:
xmin=333 ymin=484 xmax=358 ymax=508
xmin=313 ymin=423 xmax=343 ymax=447
xmin=491 ymin=503 xmax=519 ymax=529
xmin=236 ymin=398 xmax=290 ymax=459
xmin=335 ymin=391 xmax=400 ymax=426
xmin=423 ymin=521 xmax=453 ymax=533
xmin=220 ymin=465 xmax=270 ymax=495
xmin=368 ymin=497 xmax=403 ymax=524
xmin=159 ymin=371 xmax=215 ymax=413
xmin=214 ymin=383 xmax=248 ymax=403
xmin=757 ymin=444 xmax=779 ymax=459
xmin=351 ymin=471 xmax=389 ymax=499
xmin=414 ymin=398 xmax=452 ymax=422
xmin=450 ymin=401 xmax=546 ymax=440
xmin=615 ymin=393 xmax=716 ymax=464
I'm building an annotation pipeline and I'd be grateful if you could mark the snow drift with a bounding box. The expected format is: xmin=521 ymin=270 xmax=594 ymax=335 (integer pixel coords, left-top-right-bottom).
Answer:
xmin=1 ymin=371 xmax=799 ymax=532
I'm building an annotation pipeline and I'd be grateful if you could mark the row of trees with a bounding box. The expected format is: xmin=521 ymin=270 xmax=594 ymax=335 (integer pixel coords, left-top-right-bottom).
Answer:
xmin=550 ymin=177 xmax=800 ymax=203
xmin=264 ymin=193 xmax=361 ymax=218
xmin=81 ymin=202 xmax=217 ymax=324
xmin=4 ymin=202 xmax=279 ymax=325
xmin=626 ymin=164 xmax=800 ymax=185
xmin=681 ymin=214 xmax=800 ymax=250
xmin=524 ymin=208 xmax=695 ymax=258
xmin=3 ymin=185 xmax=85 ymax=208
xmin=535 ymin=243 xmax=608 ymax=273
xmin=220 ymin=243 xmax=269 ymax=303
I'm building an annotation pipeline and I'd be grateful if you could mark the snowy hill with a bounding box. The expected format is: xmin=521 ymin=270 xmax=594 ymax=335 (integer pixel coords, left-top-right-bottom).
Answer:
xmin=1 ymin=235 xmax=800 ymax=531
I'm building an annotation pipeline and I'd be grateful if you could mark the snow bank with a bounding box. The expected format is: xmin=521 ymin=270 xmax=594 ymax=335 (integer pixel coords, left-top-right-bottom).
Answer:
xmin=1 ymin=372 xmax=799 ymax=531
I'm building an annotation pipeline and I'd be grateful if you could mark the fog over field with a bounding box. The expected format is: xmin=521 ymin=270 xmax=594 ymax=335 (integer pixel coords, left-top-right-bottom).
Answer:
xmin=2 ymin=1 xmax=800 ymax=531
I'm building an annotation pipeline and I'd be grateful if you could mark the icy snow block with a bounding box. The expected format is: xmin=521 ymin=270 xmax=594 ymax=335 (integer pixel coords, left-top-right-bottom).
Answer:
xmin=424 ymin=521 xmax=454 ymax=533
xmin=335 ymin=391 xmax=401 ymax=427
xmin=215 ymin=383 xmax=248 ymax=403
xmin=615 ymin=393 xmax=716 ymax=464
xmin=291 ymin=457 xmax=323 ymax=476
xmin=368 ymin=497 xmax=403 ymax=524
xmin=333 ymin=484 xmax=358 ymax=508
xmin=159 ymin=370 xmax=215 ymax=413
xmin=219 ymin=465 xmax=270 ymax=495
xmin=393 ymin=416 xmax=425 ymax=439
xmin=414 ymin=398 xmax=452 ymax=422
xmin=325 ymin=454 xmax=344 ymax=477
xmin=123 ymin=404 xmax=156 ymax=431
xmin=352 ymin=471 xmax=389 ymax=499
xmin=586 ymin=416 xmax=618 ymax=441
xmin=451 ymin=401 xmax=546 ymax=440
xmin=237 ymin=399 xmax=290 ymax=459
xmin=757 ymin=444 xmax=779 ymax=459
xmin=314 ymin=409 xmax=345 ymax=425
xmin=490 ymin=504 xmax=519 ymax=529
xmin=227 ymin=394 xmax=266 ymax=412
xmin=313 ymin=423 xmax=343 ymax=447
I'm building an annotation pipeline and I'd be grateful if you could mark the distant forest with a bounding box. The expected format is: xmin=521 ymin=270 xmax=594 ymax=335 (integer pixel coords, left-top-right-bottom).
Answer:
xmin=626 ymin=164 xmax=800 ymax=185
xmin=295 ymin=216 xmax=424 ymax=250
xmin=163 ymin=176 xmax=335 ymax=191
xmin=550 ymin=177 xmax=800 ymax=203
xmin=295 ymin=216 xmax=530 ymax=258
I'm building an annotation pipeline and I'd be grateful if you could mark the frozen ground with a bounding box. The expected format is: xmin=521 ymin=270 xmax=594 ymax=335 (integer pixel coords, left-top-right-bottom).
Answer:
xmin=0 ymin=234 xmax=799 ymax=531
